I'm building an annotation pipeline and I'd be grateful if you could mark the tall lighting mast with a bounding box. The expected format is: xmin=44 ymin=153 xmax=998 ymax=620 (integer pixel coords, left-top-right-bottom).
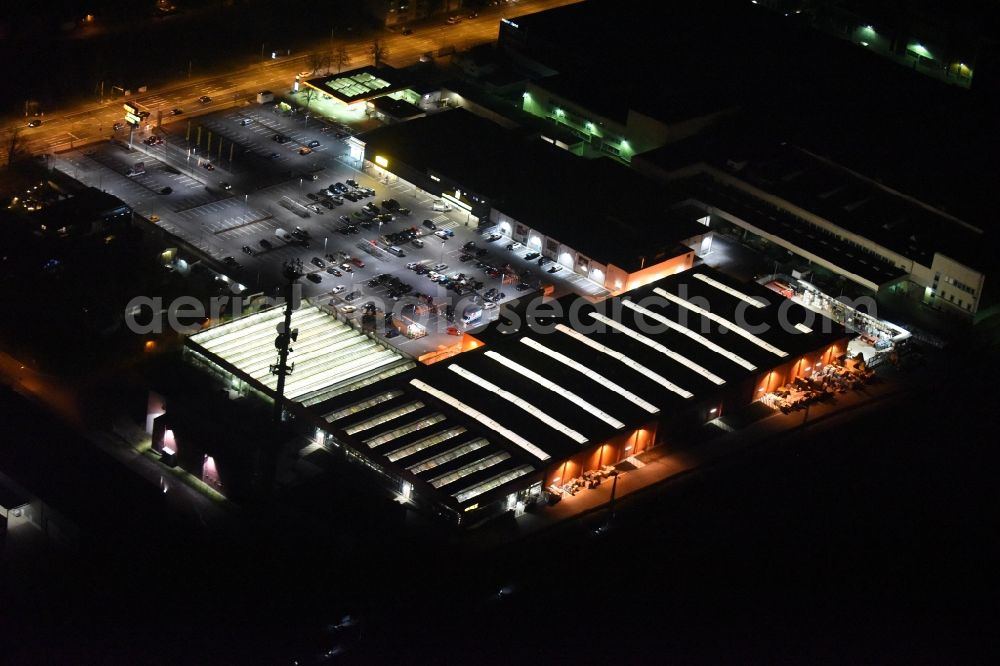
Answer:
xmin=270 ymin=259 xmax=303 ymax=422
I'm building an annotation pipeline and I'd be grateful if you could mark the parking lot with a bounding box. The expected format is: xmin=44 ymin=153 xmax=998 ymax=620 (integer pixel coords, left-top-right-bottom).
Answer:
xmin=53 ymin=103 xmax=610 ymax=356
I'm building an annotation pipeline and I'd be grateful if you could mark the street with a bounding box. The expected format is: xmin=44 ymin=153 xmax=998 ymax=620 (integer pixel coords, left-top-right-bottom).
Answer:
xmin=3 ymin=0 xmax=581 ymax=161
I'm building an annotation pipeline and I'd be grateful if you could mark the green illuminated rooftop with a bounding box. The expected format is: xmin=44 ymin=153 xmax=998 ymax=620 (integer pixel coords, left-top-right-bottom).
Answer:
xmin=304 ymin=65 xmax=409 ymax=104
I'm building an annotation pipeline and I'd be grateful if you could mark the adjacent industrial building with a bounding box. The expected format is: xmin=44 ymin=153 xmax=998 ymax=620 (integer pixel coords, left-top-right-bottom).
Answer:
xmin=635 ymin=141 xmax=988 ymax=316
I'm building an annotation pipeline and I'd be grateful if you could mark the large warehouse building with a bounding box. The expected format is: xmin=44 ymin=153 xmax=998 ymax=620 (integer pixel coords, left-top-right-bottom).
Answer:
xmin=355 ymin=108 xmax=711 ymax=297
xmin=181 ymin=267 xmax=848 ymax=526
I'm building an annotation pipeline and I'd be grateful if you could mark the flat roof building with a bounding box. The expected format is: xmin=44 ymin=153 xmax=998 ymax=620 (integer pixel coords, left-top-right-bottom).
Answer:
xmin=184 ymin=267 xmax=849 ymax=526
xmin=303 ymin=66 xmax=411 ymax=106
xmin=357 ymin=109 xmax=711 ymax=296
xmin=636 ymin=140 xmax=989 ymax=316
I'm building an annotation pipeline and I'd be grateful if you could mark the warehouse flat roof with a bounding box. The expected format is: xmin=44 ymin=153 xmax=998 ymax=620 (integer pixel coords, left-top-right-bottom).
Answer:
xmin=360 ymin=109 xmax=705 ymax=271
xmin=308 ymin=267 xmax=847 ymax=513
xmin=709 ymin=143 xmax=986 ymax=272
xmin=682 ymin=173 xmax=907 ymax=288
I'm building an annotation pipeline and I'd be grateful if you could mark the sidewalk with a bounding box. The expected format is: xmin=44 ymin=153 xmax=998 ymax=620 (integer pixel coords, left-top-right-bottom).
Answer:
xmin=504 ymin=375 xmax=907 ymax=539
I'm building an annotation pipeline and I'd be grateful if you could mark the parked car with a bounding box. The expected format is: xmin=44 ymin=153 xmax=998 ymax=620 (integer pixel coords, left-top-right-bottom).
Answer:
xmin=242 ymin=245 xmax=255 ymax=256
xmin=311 ymin=257 xmax=326 ymax=268
xmin=411 ymin=239 xmax=424 ymax=248
xmin=346 ymin=179 xmax=359 ymax=188
xmin=306 ymin=273 xmax=322 ymax=283
xmin=422 ymin=219 xmax=437 ymax=230
xmin=259 ymin=239 xmax=272 ymax=250
xmin=524 ymin=252 xmax=540 ymax=260
xmin=307 ymin=140 xmax=320 ymax=148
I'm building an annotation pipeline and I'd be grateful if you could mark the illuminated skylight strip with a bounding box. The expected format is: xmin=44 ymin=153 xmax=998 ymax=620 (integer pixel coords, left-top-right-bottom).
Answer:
xmin=324 ymin=390 xmax=403 ymax=423
xmin=407 ymin=437 xmax=489 ymax=474
xmin=454 ymin=465 xmax=534 ymax=504
xmin=520 ymin=338 xmax=659 ymax=414
xmin=693 ymin=273 xmax=768 ymax=308
xmin=448 ymin=365 xmax=589 ymax=444
xmin=654 ymin=288 xmax=788 ymax=358
xmin=484 ymin=351 xmax=626 ymax=429
xmin=429 ymin=452 xmax=511 ymax=489
xmin=409 ymin=379 xmax=551 ymax=460
xmin=588 ymin=314 xmax=726 ymax=386
xmin=363 ymin=414 xmax=445 ymax=449
xmin=621 ymin=300 xmax=757 ymax=371
xmin=387 ymin=426 xmax=466 ymax=463
xmin=794 ymin=322 xmax=813 ymax=334
xmin=344 ymin=401 xmax=424 ymax=435
xmin=555 ymin=324 xmax=694 ymax=398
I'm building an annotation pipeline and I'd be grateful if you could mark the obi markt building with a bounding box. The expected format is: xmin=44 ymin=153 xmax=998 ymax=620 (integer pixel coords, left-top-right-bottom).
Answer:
xmin=182 ymin=267 xmax=848 ymax=526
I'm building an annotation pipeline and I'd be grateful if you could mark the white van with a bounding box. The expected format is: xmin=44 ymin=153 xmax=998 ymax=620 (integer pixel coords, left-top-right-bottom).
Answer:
xmin=431 ymin=200 xmax=452 ymax=212
xmin=256 ymin=91 xmax=274 ymax=104
xmin=275 ymin=228 xmax=293 ymax=242
xmin=386 ymin=245 xmax=406 ymax=257
xmin=462 ymin=305 xmax=483 ymax=325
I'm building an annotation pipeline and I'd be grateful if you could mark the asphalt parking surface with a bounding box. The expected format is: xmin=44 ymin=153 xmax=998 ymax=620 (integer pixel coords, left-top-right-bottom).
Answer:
xmin=53 ymin=104 xmax=609 ymax=356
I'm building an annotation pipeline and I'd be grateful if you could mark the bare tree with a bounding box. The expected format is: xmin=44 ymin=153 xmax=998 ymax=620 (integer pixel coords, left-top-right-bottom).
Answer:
xmin=303 ymin=87 xmax=318 ymax=113
xmin=4 ymin=127 xmax=25 ymax=168
xmin=370 ymin=40 xmax=388 ymax=68
xmin=332 ymin=43 xmax=351 ymax=73
xmin=306 ymin=52 xmax=327 ymax=76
